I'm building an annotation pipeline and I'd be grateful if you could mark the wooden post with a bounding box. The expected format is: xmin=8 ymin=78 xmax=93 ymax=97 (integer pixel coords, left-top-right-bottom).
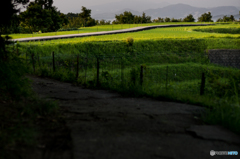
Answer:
xmin=85 ymin=57 xmax=87 ymax=84
xmin=26 ymin=52 xmax=27 ymax=63
xmin=96 ymin=58 xmax=100 ymax=87
xmin=16 ymin=47 xmax=19 ymax=56
xmin=38 ymin=53 xmax=40 ymax=67
xmin=140 ymin=65 xmax=143 ymax=86
xmin=200 ymin=72 xmax=205 ymax=95
xmin=166 ymin=66 xmax=168 ymax=91
xmin=121 ymin=58 xmax=124 ymax=85
xmin=52 ymin=51 xmax=55 ymax=72
xmin=31 ymin=53 xmax=35 ymax=73
xmin=76 ymin=55 xmax=79 ymax=80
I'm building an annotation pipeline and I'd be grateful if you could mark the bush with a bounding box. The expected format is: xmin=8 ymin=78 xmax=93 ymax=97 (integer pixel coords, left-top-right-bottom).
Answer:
xmin=126 ymin=37 xmax=134 ymax=46
xmin=0 ymin=58 xmax=31 ymax=100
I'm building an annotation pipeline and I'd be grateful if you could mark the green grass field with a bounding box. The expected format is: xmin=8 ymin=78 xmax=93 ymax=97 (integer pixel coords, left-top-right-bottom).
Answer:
xmin=4 ymin=22 xmax=233 ymax=39
xmin=17 ymin=23 xmax=240 ymax=51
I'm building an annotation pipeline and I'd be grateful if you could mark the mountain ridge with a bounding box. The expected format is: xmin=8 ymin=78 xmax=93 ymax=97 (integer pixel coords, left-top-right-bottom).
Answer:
xmin=90 ymin=3 xmax=239 ymax=21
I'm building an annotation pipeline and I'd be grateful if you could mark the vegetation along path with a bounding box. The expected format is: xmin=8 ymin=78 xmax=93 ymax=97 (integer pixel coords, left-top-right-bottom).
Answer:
xmin=14 ymin=24 xmax=213 ymax=42
xmin=29 ymin=75 xmax=240 ymax=159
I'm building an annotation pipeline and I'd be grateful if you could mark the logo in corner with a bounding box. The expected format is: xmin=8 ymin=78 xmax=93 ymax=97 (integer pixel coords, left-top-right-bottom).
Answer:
xmin=210 ymin=150 xmax=215 ymax=156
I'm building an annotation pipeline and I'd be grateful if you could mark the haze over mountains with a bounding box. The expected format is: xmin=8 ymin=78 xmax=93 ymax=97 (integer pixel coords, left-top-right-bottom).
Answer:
xmin=86 ymin=2 xmax=240 ymax=21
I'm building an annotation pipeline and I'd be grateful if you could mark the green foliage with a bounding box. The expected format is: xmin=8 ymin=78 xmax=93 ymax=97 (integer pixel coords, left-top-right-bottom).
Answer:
xmin=202 ymin=103 xmax=240 ymax=134
xmin=164 ymin=17 xmax=171 ymax=22
xmin=194 ymin=27 xmax=240 ymax=34
xmin=126 ymin=37 xmax=134 ymax=46
xmin=205 ymin=68 xmax=240 ymax=98
xmin=217 ymin=15 xmax=235 ymax=22
xmin=152 ymin=17 xmax=164 ymax=23
xmin=19 ymin=1 xmax=67 ymax=33
xmin=171 ymin=18 xmax=182 ymax=22
xmin=0 ymin=57 xmax=31 ymax=100
xmin=198 ymin=12 xmax=213 ymax=22
xmin=62 ymin=6 xmax=97 ymax=29
xmin=183 ymin=14 xmax=195 ymax=22
xmin=114 ymin=11 xmax=151 ymax=24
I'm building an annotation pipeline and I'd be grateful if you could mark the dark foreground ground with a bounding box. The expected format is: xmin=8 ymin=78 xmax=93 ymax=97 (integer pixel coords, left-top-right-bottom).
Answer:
xmin=26 ymin=75 xmax=240 ymax=159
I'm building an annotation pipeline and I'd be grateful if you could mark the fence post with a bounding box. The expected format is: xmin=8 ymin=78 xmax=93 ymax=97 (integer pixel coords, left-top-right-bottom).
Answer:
xmin=121 ymin=58 xmax=124 ymax=85
xmin=76 ymin=55 xmax=79 ymax=80
xmin=140 ymin=65 xmax=143 ymax=86
xmin=37 ymin=53 xmax=40 ymax=67
xmin=31 ymin=53 xmax=35 ymax=73
xmin=97 ymin=57 xmax=100 ymax=87
xmin=200 ymin=72 xmax=205 ymax=95
xmin=166 ymin=66 xmax=168 ymax=91
xmin=52 ymin=51 xmax=55 ymax=72
xmin=85 ymin=57 xmax=87 ymax=84
xmin=16 ymin=47 xmax=19 ymax=56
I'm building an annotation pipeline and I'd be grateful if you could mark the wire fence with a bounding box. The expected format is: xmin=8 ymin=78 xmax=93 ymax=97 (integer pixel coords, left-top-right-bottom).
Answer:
xmin=23 ymin=50 xmax=240 ymax=102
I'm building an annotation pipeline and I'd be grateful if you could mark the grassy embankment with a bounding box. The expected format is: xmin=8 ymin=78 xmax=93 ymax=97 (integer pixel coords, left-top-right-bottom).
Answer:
xmin=13 ymin=23 xmax=240 ymax=134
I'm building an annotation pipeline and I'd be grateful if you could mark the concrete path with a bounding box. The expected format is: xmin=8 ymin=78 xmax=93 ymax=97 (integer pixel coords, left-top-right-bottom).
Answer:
xmin=29 ymin=75 xmax=240 ymax=159
xmin=14 ymin=24 xmax=213 ymax=42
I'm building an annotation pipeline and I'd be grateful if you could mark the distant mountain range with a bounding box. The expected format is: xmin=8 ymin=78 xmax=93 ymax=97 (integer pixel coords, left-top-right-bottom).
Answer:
xmin=88 ymin=0 xmax=171 ymax=15
xmin=89 ymin=3 xmax=239 ymax=21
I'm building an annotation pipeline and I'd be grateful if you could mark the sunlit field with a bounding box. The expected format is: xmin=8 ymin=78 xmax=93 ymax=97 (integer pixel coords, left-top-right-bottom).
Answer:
xmin=19 ymin=23 xmax=240 ymax=50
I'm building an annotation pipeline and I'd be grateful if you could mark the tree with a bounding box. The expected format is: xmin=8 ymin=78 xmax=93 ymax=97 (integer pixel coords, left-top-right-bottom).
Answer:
xmin=216 ymin=18 xmax=223 ymax=22
xmin=183 ymin=14 xmax=195 ymax=22
xmin=115 ymin=11 xmax=151 ymax=24
xmin=19 ymin=2 xmax=52 ymax=32
xmin=219 ymin=15 xmax=236 ymax=22
xmin=171 ymin=18 xmax=182 ymax=22
xmin=164 ymin=17 xmax=170 ymax=22
xmin=62 ymin=7 xmax=96 ymax=29
xmin=78 ymin=6 xmax=91 ymax=27
xmin=19 ymin=1 xmax=67 ymax=32
xmin=65 ymin=12 xmax=78 ymax=19
xmin=0 ymin=0 xmax=30 ymax=60
xmin=229 ymin=15 xmax=235 ymax=22
xmin=35 ymin=0 xmax=53 ymax=9
xmin=198 ymin=12 xmax=213 ymax=22
xmin=152 ymin=17 xmax=164 ymax=23
xmin=115 ymin=11 xmax=134 ymax=24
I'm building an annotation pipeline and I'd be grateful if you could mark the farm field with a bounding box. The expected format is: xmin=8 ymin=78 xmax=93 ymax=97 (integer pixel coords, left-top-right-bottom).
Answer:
xmin=10 ymin=23 xmax=240 ymax=134
xmin=17 ymin=23 xmax=240 ymax=51
xmin=3 ymin=22 xmax=224 ymax=39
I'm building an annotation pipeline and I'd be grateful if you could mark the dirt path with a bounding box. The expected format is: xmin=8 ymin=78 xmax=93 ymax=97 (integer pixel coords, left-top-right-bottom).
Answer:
xmin=29 ymin=75 xmax=240 ymax=159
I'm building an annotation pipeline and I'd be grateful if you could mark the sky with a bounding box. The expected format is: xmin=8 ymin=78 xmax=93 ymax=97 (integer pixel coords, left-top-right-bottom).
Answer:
xmin=30 ymin=0 xmax=240 ymax=13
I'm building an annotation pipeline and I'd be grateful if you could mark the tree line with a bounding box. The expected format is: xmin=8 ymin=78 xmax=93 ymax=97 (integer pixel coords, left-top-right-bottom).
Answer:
xmin=2 ymin=0 xmax=69 ymax=34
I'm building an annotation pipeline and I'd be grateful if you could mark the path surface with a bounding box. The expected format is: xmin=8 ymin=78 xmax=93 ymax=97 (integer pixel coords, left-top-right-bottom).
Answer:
xmin=14 ymin=24 xmax=213 ymax=42
xmin=29 ymin=75 xmax=240 ymax=159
